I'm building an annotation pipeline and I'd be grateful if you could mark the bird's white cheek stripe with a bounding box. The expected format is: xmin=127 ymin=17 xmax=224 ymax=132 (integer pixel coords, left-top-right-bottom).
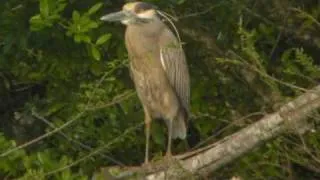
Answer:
xmin=160 ymin=49 xmax=167 ymax=70
xmin=137 ymin=10 xmax=155 ymax=19
xmin=121 ymin=19 xmax=130 ymax=25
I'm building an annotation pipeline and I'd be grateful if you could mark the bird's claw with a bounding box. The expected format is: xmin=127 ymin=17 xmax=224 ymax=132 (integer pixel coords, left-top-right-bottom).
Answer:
xmin=163 ymin=152 xmax=177 ymax=165
xmin=141 ymin=161 xmax=153 ymax=171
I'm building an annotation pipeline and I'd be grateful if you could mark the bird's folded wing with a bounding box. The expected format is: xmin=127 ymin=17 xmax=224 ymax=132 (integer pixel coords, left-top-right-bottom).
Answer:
xmin=159 ymin=29 xmax=190 ymax=113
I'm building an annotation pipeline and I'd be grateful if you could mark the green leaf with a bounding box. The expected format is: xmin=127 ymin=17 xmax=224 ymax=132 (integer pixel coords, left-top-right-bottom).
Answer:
xmin=91 ymin=45 xmax=101 ymax=61
xmin=28 ymin=72 xmax=43 ymax=80
xmin=73 ymin=34 xmax=91 ymax=43
xmin=29 ymin=14 xmax=46 ymax=31
xmin=40 ymin=0 xmax=49 ymax=17
xmin=44 ymin=103 xmax=66 ymax=116
xmin=177 ymin=0 xmax=186 ymax=5
xmin=48 ymin=14 xmax=61 ymax=21
xmin=90 ymin=62 xmax=104 ymax=76
xmin=55 ymin=2 xmax=67 ymax=14
xmin=96 ymin=34 xmax=111 ymax=45
xmin=74 ymin=34 xmax=81 ymax=43
xmin=72 ymin=10 xmax=80 ymax=22
xmin=88 ymin=2 xmax=103 ymax=15
xmin=86 ymin=21 xmax=98 ymax=29
xmin=81 ymin=35 xmax=91 ymax=43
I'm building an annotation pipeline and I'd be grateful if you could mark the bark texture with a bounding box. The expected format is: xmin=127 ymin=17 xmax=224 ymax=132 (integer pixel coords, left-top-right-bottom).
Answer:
xmin=94 ymin=85 xmax=320 ymax=180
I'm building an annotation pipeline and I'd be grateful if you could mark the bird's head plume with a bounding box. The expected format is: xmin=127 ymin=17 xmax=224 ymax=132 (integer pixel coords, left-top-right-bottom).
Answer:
xmin=100 ymin=1 xmax=182 ymax=45
xmin=100 ymin=2 xmax=158 ymax=25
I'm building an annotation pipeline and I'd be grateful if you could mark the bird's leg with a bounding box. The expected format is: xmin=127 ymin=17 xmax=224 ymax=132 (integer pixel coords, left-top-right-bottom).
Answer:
xmin=143 ymin=109 xmax=152 ymax=165
xmin=165 ymin=119 xmax=173 ymax=158
xmin=144 ymin=121 xmax=151 ymax=164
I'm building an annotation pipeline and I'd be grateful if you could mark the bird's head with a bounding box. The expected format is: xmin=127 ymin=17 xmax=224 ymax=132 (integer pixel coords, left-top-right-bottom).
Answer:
xmin=100 ymin=2 xmax=158 ymax=25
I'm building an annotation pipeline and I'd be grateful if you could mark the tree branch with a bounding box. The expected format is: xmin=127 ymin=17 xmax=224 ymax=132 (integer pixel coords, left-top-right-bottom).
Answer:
xmin=94 ymin=85 xmax=320 ymax=180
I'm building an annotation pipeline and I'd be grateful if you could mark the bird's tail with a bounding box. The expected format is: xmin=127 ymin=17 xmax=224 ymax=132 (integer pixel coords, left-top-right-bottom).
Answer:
xmin=171 ymin=109 xmax=187 ymax=139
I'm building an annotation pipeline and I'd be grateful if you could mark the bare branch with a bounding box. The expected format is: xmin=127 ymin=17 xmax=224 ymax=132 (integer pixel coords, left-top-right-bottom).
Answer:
xmin=32 ymin=111 xmax=125 ymax=166
xmin=44 ymin=123 xmax=144 ymax=176
xmin=0 ymin=112 xmax=85 ymax=157
xmin=95 ymin=85 xmax=320 ymax=179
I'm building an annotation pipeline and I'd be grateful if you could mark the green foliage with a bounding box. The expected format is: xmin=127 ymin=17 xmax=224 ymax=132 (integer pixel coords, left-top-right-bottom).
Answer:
xmin=0 ymin=133 xmax=87 ymax=179
xmin=281 ymin=48 xmax=320 ymax=83
xmin=0 ymin=0 xmax=320 ymax=179
xmin=0 ymin=133 xmax=26 ymax=176
xmin=29 ymin=0 xmax=67 ymax=31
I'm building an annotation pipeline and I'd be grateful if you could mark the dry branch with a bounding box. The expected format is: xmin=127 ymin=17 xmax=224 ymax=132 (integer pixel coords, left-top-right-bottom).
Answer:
xmin=94 ymin=85 xmax=320 ymax=180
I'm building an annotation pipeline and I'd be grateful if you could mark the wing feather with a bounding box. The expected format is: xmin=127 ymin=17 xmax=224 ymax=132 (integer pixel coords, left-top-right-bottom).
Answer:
xmin=159 ymin=29 xmax=190 ymax=113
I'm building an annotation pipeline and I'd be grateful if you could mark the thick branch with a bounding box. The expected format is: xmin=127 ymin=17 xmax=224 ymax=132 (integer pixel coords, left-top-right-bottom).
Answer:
xmin=95 ymin=85 xmax=320 ymax=180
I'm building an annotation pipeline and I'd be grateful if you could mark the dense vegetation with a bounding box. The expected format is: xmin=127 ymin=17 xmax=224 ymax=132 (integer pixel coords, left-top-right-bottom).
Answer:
xmin=0 ymin=0 xmax=319 ymax=179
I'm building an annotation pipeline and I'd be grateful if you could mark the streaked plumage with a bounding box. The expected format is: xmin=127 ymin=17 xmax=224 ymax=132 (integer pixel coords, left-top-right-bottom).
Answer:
xmin=101 ymin=1 xmax=190 ymax=164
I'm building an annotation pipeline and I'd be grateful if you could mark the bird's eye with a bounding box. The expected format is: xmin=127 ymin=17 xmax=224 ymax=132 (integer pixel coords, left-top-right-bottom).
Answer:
xmin=134 ymin=8 xmax=143 ymax=14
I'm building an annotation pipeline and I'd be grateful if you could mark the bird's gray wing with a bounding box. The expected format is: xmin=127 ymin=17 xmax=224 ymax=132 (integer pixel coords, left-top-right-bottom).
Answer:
xmin=159 ymin=29 xmax=190 ymax=113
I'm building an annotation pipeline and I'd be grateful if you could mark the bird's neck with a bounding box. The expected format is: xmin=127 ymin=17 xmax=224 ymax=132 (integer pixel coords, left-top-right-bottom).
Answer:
xmin=126 ymin=20 xmax=165 ymax=37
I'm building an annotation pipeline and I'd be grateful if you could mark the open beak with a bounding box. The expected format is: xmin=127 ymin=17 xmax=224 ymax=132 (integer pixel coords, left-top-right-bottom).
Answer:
xmin=100 ymin=11 xmax=128 ymax=22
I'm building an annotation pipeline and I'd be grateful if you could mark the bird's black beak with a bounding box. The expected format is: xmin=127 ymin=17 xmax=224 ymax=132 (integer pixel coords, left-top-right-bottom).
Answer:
xmin=100 ymin=11 xmax=129 ymax=22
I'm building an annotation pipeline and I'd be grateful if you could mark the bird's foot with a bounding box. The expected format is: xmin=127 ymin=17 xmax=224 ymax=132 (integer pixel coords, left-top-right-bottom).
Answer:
xmin=141 ymin=161 xmax=153 ymax=171
xmin=165 ymin=151 xmax=172 ymax=160
xmin=163 ymin=152 xmax=177 ymax=165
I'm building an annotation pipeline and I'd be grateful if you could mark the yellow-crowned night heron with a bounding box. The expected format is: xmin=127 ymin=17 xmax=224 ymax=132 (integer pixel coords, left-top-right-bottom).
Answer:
xmin=101 ymin=1 xmax=190 ymax=164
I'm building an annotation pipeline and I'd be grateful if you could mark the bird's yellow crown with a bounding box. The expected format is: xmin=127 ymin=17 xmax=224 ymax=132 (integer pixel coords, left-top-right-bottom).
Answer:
xmin=123 ymin=2 xmax=139 ymax=11
xmin=122 ymin=1 xmax=156 ymax=16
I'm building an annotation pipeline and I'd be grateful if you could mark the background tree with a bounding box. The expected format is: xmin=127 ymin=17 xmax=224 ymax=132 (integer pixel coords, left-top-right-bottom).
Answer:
xmin=0 ymin=0 xmax=319 ymax=179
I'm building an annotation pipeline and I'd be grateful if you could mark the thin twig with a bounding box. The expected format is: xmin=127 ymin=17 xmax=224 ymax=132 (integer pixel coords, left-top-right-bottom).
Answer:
xmin=269 ymin=30 xmax=283 ymax=59
xmin=289 ymin=7 xmax=320 ymax=28
xmin=0 ymin=65 xmax=131 ymax=157
xmin=0 ymin=112 xmax=85 ymax=157
xmin=44 ymin=122 xmax=144 ymax=176
xmin=243 ymin=7 xmax=274 ymax=26
xmin=226 ymin=50 xmax=311 ymax=92
xmin=85 ymin=90 xmax=135 ymax=111
xmin=191 ymin=111 xmax=265 ymax=150
xmin=32 ymin=111 xmax=125 ymax=167
xmin=177 ymin=1 xmax=226 ymax=19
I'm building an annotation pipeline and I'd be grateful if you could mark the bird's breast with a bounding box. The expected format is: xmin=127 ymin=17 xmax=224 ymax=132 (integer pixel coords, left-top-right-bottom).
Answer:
xmin=130 ymin=62 xmax=179 ymax=119
xmin=125 ymin=26 xmax=181 ymax=119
